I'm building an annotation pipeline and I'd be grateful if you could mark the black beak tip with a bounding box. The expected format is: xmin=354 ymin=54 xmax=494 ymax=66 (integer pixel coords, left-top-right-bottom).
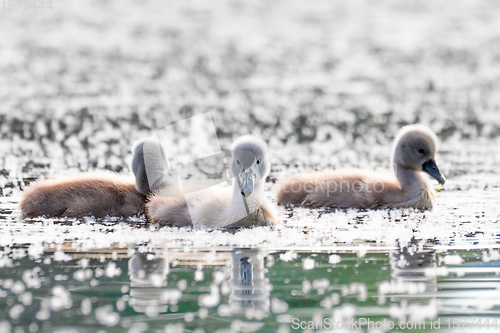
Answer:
xmin=422 ymin=158 xmax=446 ymax=186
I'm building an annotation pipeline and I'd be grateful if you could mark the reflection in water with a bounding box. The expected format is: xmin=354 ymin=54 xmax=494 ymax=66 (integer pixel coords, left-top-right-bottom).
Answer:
xmin=387 ymin=241 xmax=438 ymax=322
xmin=388 ymin=240 xmax=500 ymax=328
xmin=230 ymin=249 xmax=270 ymax=315
xmin=15 ymin=242 xmax=500 ymax=331
xmin=129 ymin=253 xmax=169 ymax=287
xmin=6 ymin=242 xmax=500 ymax=331
xmin=389 ymin=241 xmax=438 ymax=298
xmin=126 ymin=249 xmax=271 ymax=319
xmin=128 ymin=253 xmax=172 ymax=315
xmin=437 ymin=259 xmax=500 ymax=316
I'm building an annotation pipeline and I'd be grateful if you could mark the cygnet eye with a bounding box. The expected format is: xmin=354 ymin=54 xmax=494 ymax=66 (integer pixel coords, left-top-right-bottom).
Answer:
xmin=236 ymin=160 xmax=240 ymax=165
xmin=418 ymin=149 xmax=425 ymax=155
xmin=256 ymin=159 xmax=261 ymax=165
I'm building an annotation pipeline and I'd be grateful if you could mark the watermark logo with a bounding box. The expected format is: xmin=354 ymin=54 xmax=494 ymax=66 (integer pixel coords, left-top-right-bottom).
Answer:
xmin=291 ymin=317 xmax=432 ymax=330
xmin=2 ymin=0 xmax=53 ymax=11
xmin=140 ymin=112 xmax=260 ymax=224
xmin=291 ymin=317 xmax=500 ymax=330
xmin=282 ymin=175 xmax=386 ymax=197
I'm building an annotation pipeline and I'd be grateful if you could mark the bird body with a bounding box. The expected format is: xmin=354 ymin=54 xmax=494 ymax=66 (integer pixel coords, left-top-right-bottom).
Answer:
xmin=147 ymin=178 xmax=277 ymax=228
xmin=19 ymin=138 xmax=162 ymax=219
xmin=20 ymin=171 xmax=145 ymax=218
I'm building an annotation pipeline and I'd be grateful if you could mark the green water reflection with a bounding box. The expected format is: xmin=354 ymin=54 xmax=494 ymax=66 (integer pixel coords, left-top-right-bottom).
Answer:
xmin=1 ymin=242 xmax=500 ymax=332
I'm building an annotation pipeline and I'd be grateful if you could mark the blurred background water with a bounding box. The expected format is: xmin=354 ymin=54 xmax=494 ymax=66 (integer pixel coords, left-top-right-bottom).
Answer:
xmin=0 ymin=0 xmax=500 ymax=332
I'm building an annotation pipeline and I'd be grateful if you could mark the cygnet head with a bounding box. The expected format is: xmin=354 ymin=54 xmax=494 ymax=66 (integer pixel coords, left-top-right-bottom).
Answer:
xmin=231 ymin=135 xmax=270 ymax=198
xmin=392 ymin=125 xmax=446 ymax=185
xmin=131 ymin=137 xmax=166 ymax=195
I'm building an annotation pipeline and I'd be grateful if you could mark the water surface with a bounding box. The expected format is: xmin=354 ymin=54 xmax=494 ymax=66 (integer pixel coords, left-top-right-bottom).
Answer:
xmin=1 ymin=0 xmax=500 ymax=332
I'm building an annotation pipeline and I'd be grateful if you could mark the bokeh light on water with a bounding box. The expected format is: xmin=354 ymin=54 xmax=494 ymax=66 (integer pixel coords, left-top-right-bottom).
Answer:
xmin=0 ymin=0 xmax=500 ymax=332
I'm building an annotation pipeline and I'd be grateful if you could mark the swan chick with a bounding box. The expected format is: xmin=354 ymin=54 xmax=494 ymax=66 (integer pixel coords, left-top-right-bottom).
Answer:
xmin=19 ymin=138 xmax=165 ymax=218
xmin=276 ymin=125 xmax=445 ymax=210
xmin=146 ymin=135 xmax=278 ymax=228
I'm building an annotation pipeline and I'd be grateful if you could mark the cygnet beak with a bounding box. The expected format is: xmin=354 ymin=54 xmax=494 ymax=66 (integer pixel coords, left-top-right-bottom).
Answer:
xmin=422 ymin=158 xmax=446 ymax=185
xmin=238 ymin=164 xmax=259 ymax=197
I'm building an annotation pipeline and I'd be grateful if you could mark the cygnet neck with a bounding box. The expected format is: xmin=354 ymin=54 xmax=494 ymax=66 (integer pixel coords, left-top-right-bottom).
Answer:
xmin=231 ymin=179 xmax=264 ymax=210
xmin=393 ymin=163 xmax=428 ymax=193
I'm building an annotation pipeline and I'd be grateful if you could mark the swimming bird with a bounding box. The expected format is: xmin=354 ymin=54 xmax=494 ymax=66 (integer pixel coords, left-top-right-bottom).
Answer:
xmin=276 ymin=125 xmax=446 ymax=210
xmin=146 ymin=135 xmax=278 ymax=228
xmin=19 ymin=138 xmax=163 ymax=218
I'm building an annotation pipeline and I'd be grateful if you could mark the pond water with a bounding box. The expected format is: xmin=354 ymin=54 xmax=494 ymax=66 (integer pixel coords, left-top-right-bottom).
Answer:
xmin=1 ymin=174 xmax=500 ymax=333
xmin=1 ymin=0 xmax=500 ymax=332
